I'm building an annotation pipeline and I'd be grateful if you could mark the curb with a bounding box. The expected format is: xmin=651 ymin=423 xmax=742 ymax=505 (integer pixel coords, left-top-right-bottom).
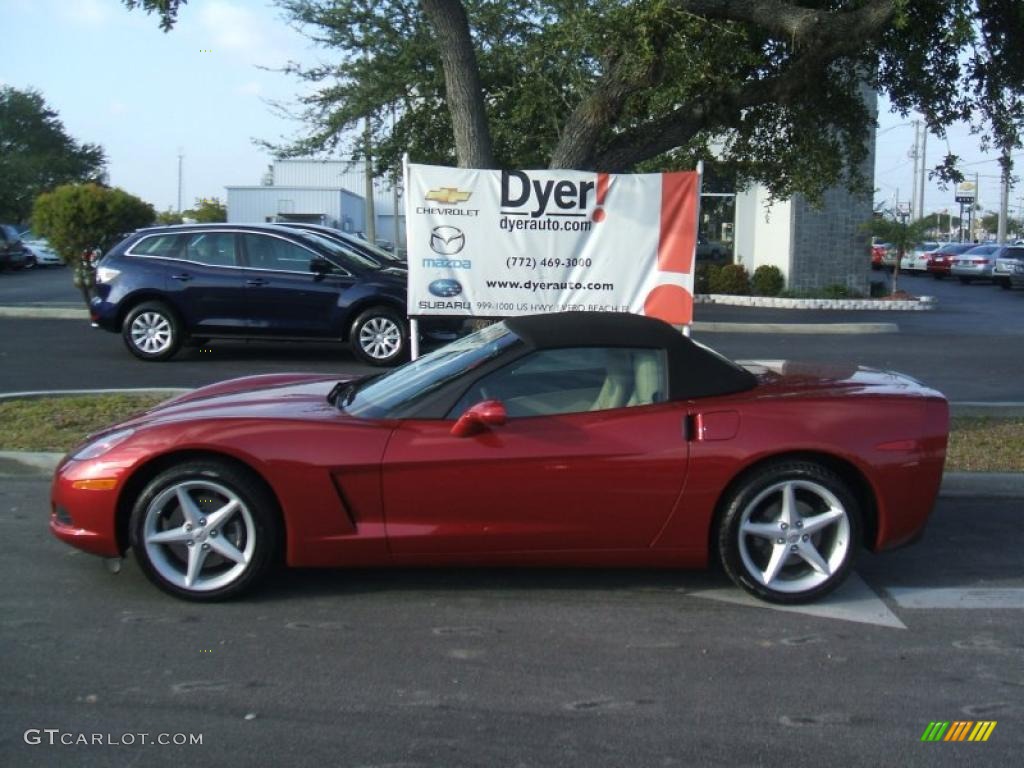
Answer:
xmin=938 ymin=473 xmax=1024 ymax=498
xmin=2 ymin=451 xmax=1021 ymax=497
xmin=695 ymin=294 xmax=937 ymax=311
xmin=0 ymin=305 xmax=900 ymax=335
xmin=693 ymin=321 xmax=898 ymax=334
xmin=0 ymin=306 xmax=88 ymax=320
xmin=0 ymin=388 xmax=189 ymax=401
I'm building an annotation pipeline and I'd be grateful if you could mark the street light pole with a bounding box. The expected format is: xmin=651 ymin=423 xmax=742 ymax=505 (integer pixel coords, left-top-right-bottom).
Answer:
xmin=177 ymin=148 xmax=184 ymax=213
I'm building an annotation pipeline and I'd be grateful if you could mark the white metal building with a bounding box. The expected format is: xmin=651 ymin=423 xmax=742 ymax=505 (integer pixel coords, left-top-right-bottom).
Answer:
xmin=226 ymin=159 xmax=405 ymax=243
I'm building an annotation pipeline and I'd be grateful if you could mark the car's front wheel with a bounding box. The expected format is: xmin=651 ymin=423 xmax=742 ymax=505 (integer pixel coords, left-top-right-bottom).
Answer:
xmin=122 ymin=301 xmax=182 ymax=361
xmin=717 ymin=461 xmax=861 ymax=604
xmin=350 ymin=306 xmax=407 ymax=366
xmin=129 ymin=461 xmax=279 ymax=601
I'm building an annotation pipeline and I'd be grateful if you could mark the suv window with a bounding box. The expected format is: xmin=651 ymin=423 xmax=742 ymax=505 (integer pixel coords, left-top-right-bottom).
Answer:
xmin=132 ymin=233 xmax=184 ymax=258
xmin=183 ymin=232 xmax=238 ymax=267
xmin=449 ymin=347 xmax=668 ymax=419
xmin=242 ymin=233 xmax=315 ymax=272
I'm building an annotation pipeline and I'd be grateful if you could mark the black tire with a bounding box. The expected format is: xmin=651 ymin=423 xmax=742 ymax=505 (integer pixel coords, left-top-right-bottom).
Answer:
xmin=932 ymin=273 xmax=945 ymax=280
xmin=958 ymin=276 xmax=972 ymax=284
xmin=716 ymin=461 xmax=862 ymax=604
xmin=129 ymin=460 xmax=280 ymax=601
xmin=22 ymin=253 xmax=36 ymax=269
xmin=350 ymin=306 xmax=407 ymax=366
xmin=122 ymin=301 xmax=182 ymax=361
xmin=998 ymin=278 xmax=1011 ymax=290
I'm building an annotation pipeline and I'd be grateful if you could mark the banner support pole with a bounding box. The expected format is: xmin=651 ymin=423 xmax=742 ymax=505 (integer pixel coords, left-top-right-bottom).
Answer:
xmin=684 ymin=159 xmax=704 ymax=339
xmin=403 ymin=153 xmax=421 ymax=361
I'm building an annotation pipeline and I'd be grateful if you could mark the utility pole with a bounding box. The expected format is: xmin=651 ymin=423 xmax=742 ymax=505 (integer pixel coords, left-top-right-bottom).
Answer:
xmin=909 ymin=121 xmax=919 ymax=220
xmin=916 ymin=123 xmax=927 ymax=220
xmin=177 ymin=147 xmax=184 ymax=213
xmin=997 ymin=150 xmax=1010 ymax=245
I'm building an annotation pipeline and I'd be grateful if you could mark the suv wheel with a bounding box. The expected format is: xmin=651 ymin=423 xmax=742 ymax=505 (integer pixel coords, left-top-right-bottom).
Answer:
xmin=122 ymin=301 xmax=182 ymax=361
xmin=350 ymin=307 xmax=406 ymax=366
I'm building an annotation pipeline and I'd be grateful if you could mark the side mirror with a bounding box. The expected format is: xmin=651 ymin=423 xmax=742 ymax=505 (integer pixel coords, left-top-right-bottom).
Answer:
xmin=310 ymin=258 xmax=331 ymax=274
xmin=450 ymin=400 xmax=507 ymax=438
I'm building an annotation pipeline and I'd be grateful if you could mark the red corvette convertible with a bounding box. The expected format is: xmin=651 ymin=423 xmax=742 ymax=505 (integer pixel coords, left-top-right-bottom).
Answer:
xmin=51 ymin=312 xmax=949 ymax=603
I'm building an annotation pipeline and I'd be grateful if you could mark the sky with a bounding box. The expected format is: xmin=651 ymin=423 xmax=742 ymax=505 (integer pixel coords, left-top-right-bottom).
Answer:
xmin=2 ymin=0 xmax=1020 ymax=221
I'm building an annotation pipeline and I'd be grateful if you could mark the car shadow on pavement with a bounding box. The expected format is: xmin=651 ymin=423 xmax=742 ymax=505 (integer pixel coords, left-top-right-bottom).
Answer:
xmin=254 ymin=565 xmax=729 ymax=603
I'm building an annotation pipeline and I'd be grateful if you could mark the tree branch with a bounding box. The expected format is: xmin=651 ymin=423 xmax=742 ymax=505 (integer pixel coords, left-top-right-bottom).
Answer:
xmin=669 ymin=0 xmax=896 ymax=46
xmin=592 ymin=1 xmax=896 ymax=170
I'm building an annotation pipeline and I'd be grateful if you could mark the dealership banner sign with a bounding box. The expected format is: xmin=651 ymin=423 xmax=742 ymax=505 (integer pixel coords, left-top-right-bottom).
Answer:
xmin=405 ymin=162 xmax=699 ymax=325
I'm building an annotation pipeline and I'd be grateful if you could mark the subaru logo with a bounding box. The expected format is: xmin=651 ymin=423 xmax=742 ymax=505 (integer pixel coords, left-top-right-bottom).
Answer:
xmin=428 ymin=279 xmax=463 ymax=297
xmin=430 ymin=225 xmax=465 ymax=255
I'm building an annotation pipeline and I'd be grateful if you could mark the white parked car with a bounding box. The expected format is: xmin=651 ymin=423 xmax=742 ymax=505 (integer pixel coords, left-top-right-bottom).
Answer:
xmin=901 ymin=242 xmax=940 ymax=273
xmin=19 ymin=232 xmax=63 ymax=266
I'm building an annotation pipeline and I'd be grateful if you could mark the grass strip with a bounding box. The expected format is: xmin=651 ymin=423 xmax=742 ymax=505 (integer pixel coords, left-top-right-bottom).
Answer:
xmin=1 ymin=396 xmax=1022 ymax=473
xmin=0 ymin=394 xmax=168 ymax=452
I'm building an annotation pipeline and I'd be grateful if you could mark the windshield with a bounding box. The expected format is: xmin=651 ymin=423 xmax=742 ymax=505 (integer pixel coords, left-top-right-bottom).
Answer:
xmin=341 ymin=232 xmax=405 ymax=264
xmin=293 ymin=231 xmax=383 ymax=271
xmin=342 ymin=322 xmax=522 ymax=418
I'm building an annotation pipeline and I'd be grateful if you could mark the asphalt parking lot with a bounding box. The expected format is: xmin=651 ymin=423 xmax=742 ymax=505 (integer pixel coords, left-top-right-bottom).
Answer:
xmin=1 ymin=266 xmax=1022 ymax=766
xmin=2 ymin=265 xmax=1023 ymax=400
xmin=1 ymin=475 xmax=1021 ymax=767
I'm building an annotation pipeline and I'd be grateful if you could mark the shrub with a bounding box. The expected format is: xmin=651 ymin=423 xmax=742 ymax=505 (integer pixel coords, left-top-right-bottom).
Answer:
xmin=750 ymin=265 xmax=785 ymax=296
xmin=709 ymin=263 xmax=750 ymax=295
xmin=695 ymin=263 xmax=720 ymax=294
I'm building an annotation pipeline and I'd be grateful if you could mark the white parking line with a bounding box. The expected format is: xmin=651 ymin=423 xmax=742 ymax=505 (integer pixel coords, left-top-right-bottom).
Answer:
xmin=886 ymin=587 xmax=1024 ymax=610
xmin=687 ymin=574 xmax=907 ymax=629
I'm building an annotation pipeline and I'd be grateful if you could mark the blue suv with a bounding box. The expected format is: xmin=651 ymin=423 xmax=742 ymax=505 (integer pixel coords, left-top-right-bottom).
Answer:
xmin=91 ymin=223 xmax=457 ymax=365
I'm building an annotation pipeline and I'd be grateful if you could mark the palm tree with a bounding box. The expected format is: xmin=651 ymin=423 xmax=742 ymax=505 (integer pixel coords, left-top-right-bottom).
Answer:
xmin=865 ymin=215 xmax=933 ymax=295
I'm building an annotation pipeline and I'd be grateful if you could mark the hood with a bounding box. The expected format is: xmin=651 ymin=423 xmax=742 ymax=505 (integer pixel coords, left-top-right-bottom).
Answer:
xmin=121 ymin=373 xmax=359 ymax=428
xmin=738 ymin=360 xmax=942 ymax=400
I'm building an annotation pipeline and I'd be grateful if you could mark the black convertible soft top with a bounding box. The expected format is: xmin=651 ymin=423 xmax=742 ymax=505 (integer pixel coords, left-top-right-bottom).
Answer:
xmin=505 ymin=312 xmax=757 ymax=400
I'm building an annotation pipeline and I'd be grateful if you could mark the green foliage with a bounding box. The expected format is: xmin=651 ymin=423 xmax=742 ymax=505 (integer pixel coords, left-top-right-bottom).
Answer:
xmin=156 ymin=208 xmax=184 ymax=225
xmin=0 ymin=86 xmax=106 ymax=224
xmin=183 ymin=197 xmax=226 ymax=223
xmin=709 ymin=264 xmax=750 ymax=295
xmin=695 ymin=263 xmax=720 ymax=294
xmin=31 ymin=184 xmax=154 ymax=305
xmin=750 ymin=265 xmax=785 ymax=296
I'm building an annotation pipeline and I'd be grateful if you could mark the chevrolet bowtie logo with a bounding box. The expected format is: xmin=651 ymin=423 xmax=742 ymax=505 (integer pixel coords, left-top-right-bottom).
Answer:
xmin=425 ymin=187 xmax=472 ymax=204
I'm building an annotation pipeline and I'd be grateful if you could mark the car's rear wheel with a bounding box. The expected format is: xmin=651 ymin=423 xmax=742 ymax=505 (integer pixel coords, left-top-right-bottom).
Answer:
xmin=717 ymin=461 xmax=861 ymax=604
xmin=350 ymin=306 xmax=407 ymax=366
xmin=122 ymin=301 xmax=182 ymax=361
xmin=129 ymin=461 xmax=279 ymax=601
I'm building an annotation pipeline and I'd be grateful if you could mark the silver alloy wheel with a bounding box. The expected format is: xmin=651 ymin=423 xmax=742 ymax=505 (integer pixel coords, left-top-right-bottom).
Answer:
xmin=358 ymin=316 xmax=402 ymax=360
xmin=736 ymin=479 xmax=851 ymax=594
xmin=141 ymin=479 xmax=256 ymax=592
xmin=130 ymin=311 xmax=174 ymax=355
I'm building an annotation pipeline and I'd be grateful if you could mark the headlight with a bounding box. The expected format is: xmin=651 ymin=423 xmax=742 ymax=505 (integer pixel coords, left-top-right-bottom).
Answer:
xmin=71 ymin=428 xmax=135 ymax=460
xmin=95 ymin=266 xmax=121 ymax=284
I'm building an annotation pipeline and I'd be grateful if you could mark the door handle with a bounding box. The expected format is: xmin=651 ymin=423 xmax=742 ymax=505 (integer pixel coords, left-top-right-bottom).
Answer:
xmin=245 ymin=278 xmax=268 ymax=286
xmin=170 ymin=273 xmax=192 ymax=282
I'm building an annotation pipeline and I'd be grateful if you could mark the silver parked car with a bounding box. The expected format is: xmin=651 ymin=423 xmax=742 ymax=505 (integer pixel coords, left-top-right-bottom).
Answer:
xmin=950 ymin=244 xmax=1001 ymax=283
xmin=992 ymin=245 xmax=1024 ymax=289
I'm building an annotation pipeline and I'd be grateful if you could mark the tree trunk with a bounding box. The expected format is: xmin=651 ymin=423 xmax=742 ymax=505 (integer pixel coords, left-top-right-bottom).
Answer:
xmin=420 ymin=0 xmax=495 ymax=168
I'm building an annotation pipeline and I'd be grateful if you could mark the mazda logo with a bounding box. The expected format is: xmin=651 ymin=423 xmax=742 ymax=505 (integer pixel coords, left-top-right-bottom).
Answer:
xmin=430 ymin=226 xmax=465 ymax=255
xmin=428 ymin=279 xmax=463 ymax=297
